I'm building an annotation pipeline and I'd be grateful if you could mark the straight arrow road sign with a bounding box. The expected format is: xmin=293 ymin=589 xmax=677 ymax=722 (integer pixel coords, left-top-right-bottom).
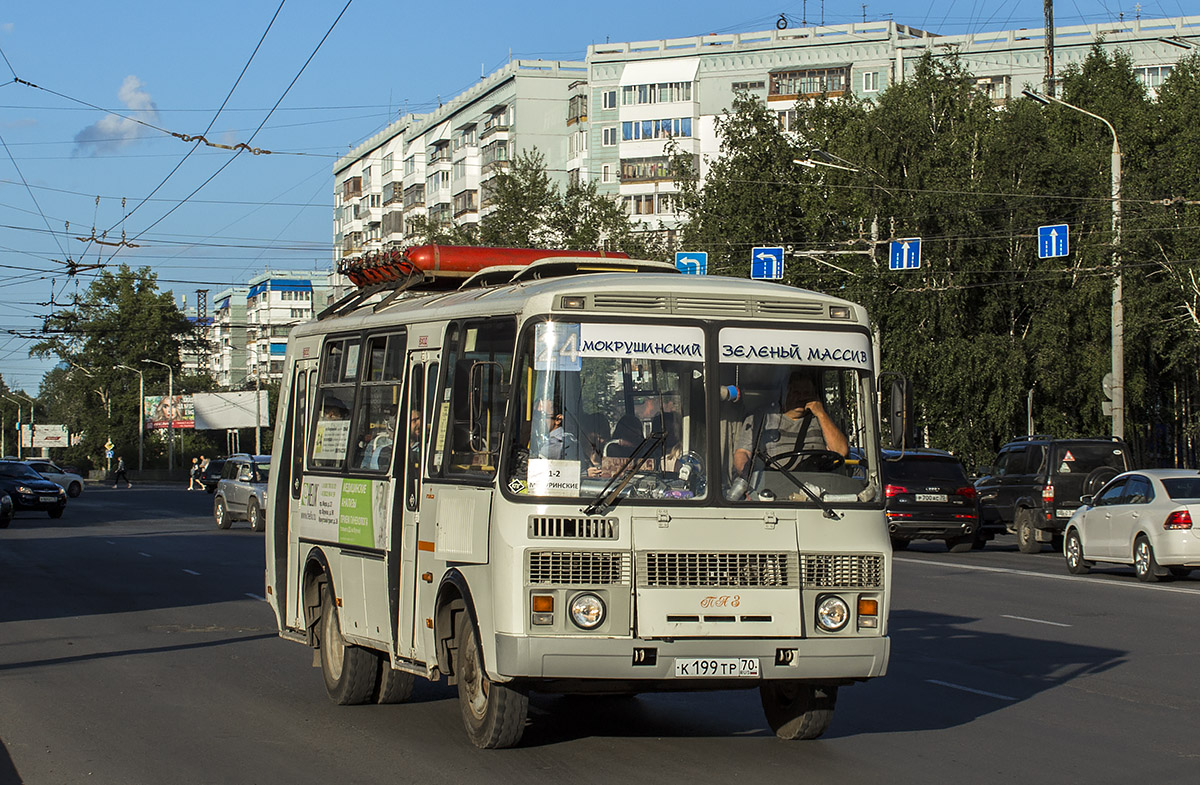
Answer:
xmin=889 ymin=238 xmax=921 ymax=270
xmin=1038 ymin=224 xmax=1069 ymax=259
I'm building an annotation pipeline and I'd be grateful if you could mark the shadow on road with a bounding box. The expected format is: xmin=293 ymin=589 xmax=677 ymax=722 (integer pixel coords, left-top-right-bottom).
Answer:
xmin=0 ymin=740 xmax=21 ymax=785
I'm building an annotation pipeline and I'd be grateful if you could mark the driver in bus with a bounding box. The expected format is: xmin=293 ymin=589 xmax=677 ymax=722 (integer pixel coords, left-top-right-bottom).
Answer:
xmin=530 ymin=400 xmax=579 ymax=461
xmin=732 ymin=369 xmax=849 ymax=479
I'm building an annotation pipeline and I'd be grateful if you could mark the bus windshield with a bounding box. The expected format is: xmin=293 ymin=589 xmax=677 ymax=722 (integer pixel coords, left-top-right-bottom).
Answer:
xmin=505 ymin=321 xmax=707 ymax=501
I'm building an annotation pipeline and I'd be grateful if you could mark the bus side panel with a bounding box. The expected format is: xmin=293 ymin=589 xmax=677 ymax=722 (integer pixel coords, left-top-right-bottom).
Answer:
xmin=334 ymin=550 xmax=390 ymax=649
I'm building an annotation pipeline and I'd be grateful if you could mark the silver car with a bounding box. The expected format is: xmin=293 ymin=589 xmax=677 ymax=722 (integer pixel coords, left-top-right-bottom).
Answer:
xmin=1063 ymin=469 xmax=1200 ymax=582
xmin=26 ymin=460 xmax=85 ymax=498
xmin=213 ymin=454 xmax=270 ymax=532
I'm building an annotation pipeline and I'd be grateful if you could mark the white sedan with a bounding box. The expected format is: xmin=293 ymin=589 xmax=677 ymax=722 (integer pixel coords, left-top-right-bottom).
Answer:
xmin=1063 ymin=469 xmax=1200 ymax=582
xmin=25 ymin=460 xmax=85 ymax=498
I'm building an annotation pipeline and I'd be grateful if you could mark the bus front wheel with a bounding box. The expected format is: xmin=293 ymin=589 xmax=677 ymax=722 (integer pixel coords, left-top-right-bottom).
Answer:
xmin=760 ymin=681 xmax=837 ymax=740
xmin=319 ymin=586 xmax=376 ymax=705
xmin=455 ymin=613 xmax=528 ymax=748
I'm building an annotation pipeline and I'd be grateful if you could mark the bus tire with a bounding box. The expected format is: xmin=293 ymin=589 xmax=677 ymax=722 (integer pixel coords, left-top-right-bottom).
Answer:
xmin=375 ymin=658 xmax=416 ymax=704
xmin=455 ymin=612 xmax=528 ymax=748
xmin=319 ymin=587 xmax=376 ymax=705
xmin=759 ymin=681 xmax=837 ymax=740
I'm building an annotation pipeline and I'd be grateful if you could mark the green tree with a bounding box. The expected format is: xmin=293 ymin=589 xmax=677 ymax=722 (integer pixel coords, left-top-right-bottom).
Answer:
xmin=31 ymin=265 xmax=193 ymax=467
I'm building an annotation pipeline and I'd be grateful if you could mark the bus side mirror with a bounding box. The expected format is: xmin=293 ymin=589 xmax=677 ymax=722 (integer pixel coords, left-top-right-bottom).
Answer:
xmin=887 ymin=375 xmax=913 ymax=450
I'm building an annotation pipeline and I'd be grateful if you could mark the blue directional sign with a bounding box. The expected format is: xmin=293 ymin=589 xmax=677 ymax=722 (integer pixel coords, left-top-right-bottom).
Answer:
xmin=1038 ymin=224 xmax=1069 ymax=259
xmin=675 ymin=251 xmax=708 ymax=275
xmin=750 ymin=246 xmax=785 ymax=280
xmin=889 ymin=238 xmax=921 ymax=270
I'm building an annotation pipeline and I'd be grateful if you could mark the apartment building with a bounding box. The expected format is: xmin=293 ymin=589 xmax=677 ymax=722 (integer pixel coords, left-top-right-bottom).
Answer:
xmin=208 ymin=287 xmax=249 ymax=388
xmin=244 ymin=271 xmax=339 ymax=382
xmin=333 ymin=15 xmax=1199 ymax=248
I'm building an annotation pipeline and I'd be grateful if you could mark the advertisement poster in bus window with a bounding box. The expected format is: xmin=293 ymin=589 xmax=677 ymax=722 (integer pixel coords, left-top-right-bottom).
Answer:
xmin=313 ymin=418 xmax=350 ymax=461
xmin=296 ymin=477 xmax=391 ymax=549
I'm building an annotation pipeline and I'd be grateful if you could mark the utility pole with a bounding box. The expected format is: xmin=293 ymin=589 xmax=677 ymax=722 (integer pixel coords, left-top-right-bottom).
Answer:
xmin=1044 ymin=0 xmax=1056 ymax=97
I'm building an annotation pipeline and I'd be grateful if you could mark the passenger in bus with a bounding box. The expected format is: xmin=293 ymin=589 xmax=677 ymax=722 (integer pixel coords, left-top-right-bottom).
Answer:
xmin=604 ymin=414 xmax=644 ymax=458
xmin=731 ymin=369 xmax=849 ymax=478
xmin=633 ymin=393 xmax=680 ymax=452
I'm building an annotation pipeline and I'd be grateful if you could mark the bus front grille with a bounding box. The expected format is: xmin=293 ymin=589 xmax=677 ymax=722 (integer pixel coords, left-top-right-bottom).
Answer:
xmin=527 ymin=551 xmax=631 ymax=586
xmin=529 ymin=516 xmax=618 ymax=540
xmin=802 ymin=554 xmax=884 ymax=588
xmin=637 ymin=552 xmax=798 ymax=588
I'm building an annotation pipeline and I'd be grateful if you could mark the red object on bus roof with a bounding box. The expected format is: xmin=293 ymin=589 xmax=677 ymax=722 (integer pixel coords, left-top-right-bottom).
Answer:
xmin=339 ymin=244 xmax=630 ymax=288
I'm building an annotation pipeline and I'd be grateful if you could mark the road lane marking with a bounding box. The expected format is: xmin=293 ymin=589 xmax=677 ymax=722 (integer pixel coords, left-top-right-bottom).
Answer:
xmin=894 ymin=557 xmax=1200 ymax=596
xmin=183 ymin=569 xmax=200 ymax=576
xmin=1001 ymin=614 xmax=1071 ymax=627
xmin=245 ymin=593 xmax=265 ymax=601
xmin=926 ymin=679 xmax=1016 ymax=701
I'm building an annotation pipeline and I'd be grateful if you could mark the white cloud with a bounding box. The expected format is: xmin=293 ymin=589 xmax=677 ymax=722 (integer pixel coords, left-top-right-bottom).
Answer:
xmin=73 ymin=75 xmax=160 ymax=156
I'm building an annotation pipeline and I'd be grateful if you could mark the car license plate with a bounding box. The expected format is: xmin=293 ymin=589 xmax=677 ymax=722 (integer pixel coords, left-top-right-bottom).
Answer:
xmin=1056 ymin=508 xmax=1074 ymax=518
xmin=916 ymin=493 xmax=948 ymax=503
xmin=674 ymin=657 xmax=759 ymax=678
xmin=39 ymin=496 xmax=57 ymax=503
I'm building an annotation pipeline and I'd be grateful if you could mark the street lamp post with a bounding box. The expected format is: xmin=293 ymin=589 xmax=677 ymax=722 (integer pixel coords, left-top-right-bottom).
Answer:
xmin=116 ymin=365 xmax=145 ymax=472
xmin=1 ymin=395 xmax=23 ymax=459
xmin=1023 ymin=88 xmax=1123 ymax=439
xmin=13 ymin=393 xmax=35 ymax=457
xmin=142 ymin=359 xmax=175 ymax=472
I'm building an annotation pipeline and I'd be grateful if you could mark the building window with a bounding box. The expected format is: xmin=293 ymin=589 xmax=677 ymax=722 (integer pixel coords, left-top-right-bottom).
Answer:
xmin=404 ymin=155 xmax=417 ymax=175
xmin=657 ymin=193 xmax=673 ymax=214
xmin=626 ymin=194 xmax=656 ymax=215
xmin=382 ymin=153 xmax=393 ymax=174
xmin=620 ymin=155 xmax=684 ymax=183
xmin=342 ymin=176 xmax=362 ymax=200
xmin=601 ymin=164 xmax=612 ymax=183
xmin=426 ymin=170 xmax=450 ymax=193
xmin=621 ymin=117 xmax=692 ymax=141
xmin=602 ymin=126 xmax=618 ymax=146
xmin=769 ymin=67 xmax=849 ymax=98
xmin=403 ymin=184 xmax=425 ymax=209
xmin=452 ymin=160 xmax=467 ymax=181
xmin=428 ymin=142 xmax=451 ymax=165
xmin=621 ymin=81 xmax=694 ymax=106
xmin=569 ymin=130 xmax=587 ymax=158
xmin=863 ymin=71 xmax=879 ymax=93
xmin=452 ymin=189 xmax=478 ymax=217
xmin=602 ymin=89 xmax=617 ymax=109
xmin=455 ymin=124 xmax=477 ymax=150
xmin=732 ymin=80 xmax=765 ymax=91
xmin=1137 ymin=64 xmax=1174 ymax=92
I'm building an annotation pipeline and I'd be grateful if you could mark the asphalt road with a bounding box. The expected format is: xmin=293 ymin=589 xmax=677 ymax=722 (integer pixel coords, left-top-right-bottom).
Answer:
xmin=2 ymin=488 xmax=1198 ymax=784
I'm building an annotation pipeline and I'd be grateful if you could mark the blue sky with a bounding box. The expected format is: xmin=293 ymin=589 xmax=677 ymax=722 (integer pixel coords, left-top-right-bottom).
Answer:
xmin=1 ymin=0 xmax=1195 ymax=392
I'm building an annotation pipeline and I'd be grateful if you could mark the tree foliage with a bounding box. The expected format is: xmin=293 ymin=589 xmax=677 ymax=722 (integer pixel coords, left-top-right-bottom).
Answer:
xmin=674 ymin=49 xmax=1200 ymax=467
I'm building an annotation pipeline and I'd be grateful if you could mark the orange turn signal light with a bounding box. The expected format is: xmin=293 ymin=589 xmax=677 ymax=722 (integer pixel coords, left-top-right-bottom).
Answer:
xmin=532 ymin=595 xmax=555 ymax=613
xmin=858 ymin=597 xmax=879 ymax=616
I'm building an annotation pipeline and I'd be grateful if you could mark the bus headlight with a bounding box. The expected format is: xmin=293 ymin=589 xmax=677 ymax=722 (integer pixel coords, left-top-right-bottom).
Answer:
xmin=569 ymin=593 xmax=605 ymax=629
xmin=816 ymin=595 xmax=850 ymax=632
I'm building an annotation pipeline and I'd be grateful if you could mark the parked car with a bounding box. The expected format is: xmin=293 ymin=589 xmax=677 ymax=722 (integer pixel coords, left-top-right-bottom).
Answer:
xmin=25 ymin=459 xmax=85 ymax=497
xmin=0 ymin=492 xmax=12 ymax=528
xmin=1063 ymin=469 xmax=1200 ymax=582
xmin=975 ymin=435 xmax=1129 ymax=553
xmin=0 ymin=460 xmax=67 ymax=519
xmin=881 ymin=448 xmax=980 ymax=551
xmin=200 ymin=457 xmax=226 ymax=494
xmin=213 ymin=454 xmax=270 ymax=531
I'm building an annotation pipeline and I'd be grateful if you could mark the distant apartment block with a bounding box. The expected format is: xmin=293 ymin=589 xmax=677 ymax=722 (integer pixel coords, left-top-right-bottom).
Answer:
xmin=209 ymin=287 xmax=249 ymax=388
xmin=332 ymin=15 xmax=1199 ymax=257
xmin=244 ymin=271 xmax=339 ymax=382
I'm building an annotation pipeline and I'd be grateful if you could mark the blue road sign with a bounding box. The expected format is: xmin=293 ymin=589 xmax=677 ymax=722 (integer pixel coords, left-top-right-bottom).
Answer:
xmin=675 ymin=251 xmax=708 ymax=275
xmin=105 ymin=448 xmax=114 ymax=459
xmin=750 ymin=246 xmax=784 ymax=280
xmin=1038 ymin=224 xmax=1069 ymax=259
xmin=889 ymin=238 xmax=922 ymax=270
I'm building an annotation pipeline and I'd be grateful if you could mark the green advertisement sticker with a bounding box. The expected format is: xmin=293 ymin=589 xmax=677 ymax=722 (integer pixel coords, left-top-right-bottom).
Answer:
xmin=338 ymin=479 xmax=374 ymax=547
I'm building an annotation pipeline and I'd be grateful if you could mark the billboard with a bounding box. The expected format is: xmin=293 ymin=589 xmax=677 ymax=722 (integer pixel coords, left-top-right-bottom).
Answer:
xmin=192 ymin=391 xmax=270 ymax=430
xmin=144 ymin=395 xmax=195 ymax=430
xmin=19 ymin=424 xmax=70 ymax=448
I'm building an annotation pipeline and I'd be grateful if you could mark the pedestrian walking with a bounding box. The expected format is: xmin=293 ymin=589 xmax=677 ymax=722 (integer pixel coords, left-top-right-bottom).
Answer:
xmin=112 ymin=456 xmax=131 ymax=489
xmin=188 ymin=457 xmax=201 ymax=490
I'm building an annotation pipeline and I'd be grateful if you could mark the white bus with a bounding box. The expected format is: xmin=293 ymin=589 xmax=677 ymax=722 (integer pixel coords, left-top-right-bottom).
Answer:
xmin=265 ymin=245 xmax=895 ymax=748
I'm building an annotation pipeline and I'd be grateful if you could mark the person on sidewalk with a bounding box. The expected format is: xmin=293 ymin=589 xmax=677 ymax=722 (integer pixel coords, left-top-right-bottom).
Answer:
xmin=188 ymin=457 xmax=201 ymax=490
xmin=112 ymin=456 xmax=132 ymax=489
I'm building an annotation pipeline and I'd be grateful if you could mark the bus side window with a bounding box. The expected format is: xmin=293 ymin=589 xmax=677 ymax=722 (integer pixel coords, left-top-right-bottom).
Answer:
xmin=310 ymin=336 xmax=362 ymax=470
xmin=404 ymin=364 xmax=425 ymax=511
xmin=349 ymin=333 xmax=405 ymax=472
xmin=435 ymin=318 xmax=516 ymax=478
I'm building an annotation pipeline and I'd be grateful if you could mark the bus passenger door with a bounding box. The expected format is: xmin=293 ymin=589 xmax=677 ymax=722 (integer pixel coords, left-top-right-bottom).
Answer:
xmin=394 ymin=351 xmax=436 ymax=658
xmin=280 ymin=359 xmax=317 ymax=630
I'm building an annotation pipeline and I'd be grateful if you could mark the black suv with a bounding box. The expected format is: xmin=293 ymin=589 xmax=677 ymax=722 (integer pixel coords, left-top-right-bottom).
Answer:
xmin=975 ymin=436 xmax=1129 ymax=554
xmin=881 ymin=449 xmax=980 ymax=552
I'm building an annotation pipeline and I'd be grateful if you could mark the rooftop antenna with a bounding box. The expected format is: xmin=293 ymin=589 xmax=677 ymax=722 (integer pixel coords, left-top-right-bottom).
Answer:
xmin=862 ymin=4 xmax=867 ymax=23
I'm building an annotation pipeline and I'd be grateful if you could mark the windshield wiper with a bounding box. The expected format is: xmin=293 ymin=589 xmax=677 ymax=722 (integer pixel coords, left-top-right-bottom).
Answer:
xmin=755 ymin=448 xmax=842 ymax=520
xmin=583 ymin=432 xmax=666 ymax=516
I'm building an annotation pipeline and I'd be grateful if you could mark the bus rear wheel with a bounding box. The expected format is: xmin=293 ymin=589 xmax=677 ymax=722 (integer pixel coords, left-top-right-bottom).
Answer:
xmin=319 ymin=586 xmax=376 ymax=705
xmin=455 ymin=613 xmax=528 ymax=748
xmin=760 ymin=681 xmax=837 ymax=740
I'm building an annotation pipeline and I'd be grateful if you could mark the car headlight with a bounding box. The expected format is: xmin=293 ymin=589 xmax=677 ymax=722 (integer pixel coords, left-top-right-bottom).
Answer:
xmin=569 ymin=593 xmax=606 ymax=629
xmin=816 ymin=595 xmax=850 ymax=632
xmin=16 ymin=485 xmax=32 ymax=495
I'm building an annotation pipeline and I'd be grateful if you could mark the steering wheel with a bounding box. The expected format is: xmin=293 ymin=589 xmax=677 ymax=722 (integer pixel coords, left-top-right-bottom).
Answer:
xmin=767 ymin=449 xmax=845 ymax=473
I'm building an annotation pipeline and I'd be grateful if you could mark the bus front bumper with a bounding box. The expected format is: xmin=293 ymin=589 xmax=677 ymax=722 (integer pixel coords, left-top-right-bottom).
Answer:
xmin=493 ymin=633 xmax=889 ymax=684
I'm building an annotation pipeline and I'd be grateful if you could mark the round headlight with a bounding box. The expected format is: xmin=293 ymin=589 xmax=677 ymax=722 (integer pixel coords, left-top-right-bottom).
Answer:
xmin=816 ymin=596 xmax=850 ymax=632
xmin=16 ymin=485 xmax=32 ymax=495
xmin=569 ymin=593 xmax=606 ymax=629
